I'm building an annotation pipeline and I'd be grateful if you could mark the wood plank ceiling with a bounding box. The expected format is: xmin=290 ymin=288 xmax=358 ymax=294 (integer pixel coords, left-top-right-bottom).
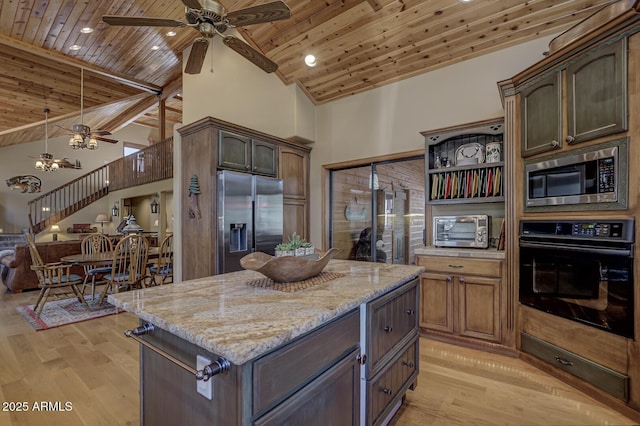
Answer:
xmin=0 ymin=0 xmax=617 ymax=148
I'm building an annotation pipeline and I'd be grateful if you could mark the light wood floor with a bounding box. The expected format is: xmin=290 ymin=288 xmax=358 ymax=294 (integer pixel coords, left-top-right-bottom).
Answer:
xmin=0 ymin=285 xmax=636 ymax=426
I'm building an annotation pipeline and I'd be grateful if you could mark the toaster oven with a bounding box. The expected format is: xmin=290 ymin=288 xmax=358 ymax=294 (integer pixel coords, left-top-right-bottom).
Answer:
xmin=433 ymin=215 xmax=489 ymax=248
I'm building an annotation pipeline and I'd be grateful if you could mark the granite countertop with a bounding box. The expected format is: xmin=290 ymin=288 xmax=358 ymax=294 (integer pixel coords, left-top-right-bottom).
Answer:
xmin=415 ymin=246 xmax=505 ymax=259
xmin=108 ymin=260 xmax=424 ymax=365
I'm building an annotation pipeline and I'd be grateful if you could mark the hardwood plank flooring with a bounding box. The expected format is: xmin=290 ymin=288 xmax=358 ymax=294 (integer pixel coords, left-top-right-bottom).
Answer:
xmin=0 ymin=284 xmax=636 ymax=425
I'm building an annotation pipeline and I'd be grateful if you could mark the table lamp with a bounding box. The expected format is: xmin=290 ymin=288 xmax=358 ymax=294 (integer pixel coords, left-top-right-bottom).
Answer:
xmin=95 ymin=213 xmax=109 ymax=234
xmin=50 ymin=224 xmax=60 ymax=241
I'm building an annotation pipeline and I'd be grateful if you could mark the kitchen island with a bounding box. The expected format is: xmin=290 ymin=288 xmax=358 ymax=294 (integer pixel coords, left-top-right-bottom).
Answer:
xmin=109 ymin=259 xmax=424 ymax=426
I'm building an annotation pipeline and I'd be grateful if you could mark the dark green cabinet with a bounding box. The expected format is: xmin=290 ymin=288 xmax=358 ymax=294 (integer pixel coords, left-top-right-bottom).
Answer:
xmin=219 ymin=130 xmax=277 ymax=176
xmin=520 ymin=72 xmax=562 ymax=157
xmin=520 ymin=38 xmax=627 ymax=157
xmin=566 ymin=38 xmax=627 ymax=144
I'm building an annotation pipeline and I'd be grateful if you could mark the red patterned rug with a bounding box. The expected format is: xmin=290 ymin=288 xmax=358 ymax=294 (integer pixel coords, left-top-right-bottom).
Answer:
xmin=17 ymin=296 xmax=118 ymax=331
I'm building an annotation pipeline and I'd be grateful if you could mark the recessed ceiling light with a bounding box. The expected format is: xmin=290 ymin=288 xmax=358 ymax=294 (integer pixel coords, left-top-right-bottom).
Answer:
xmin=459 ymin=0 xmax=473 ymax=3
xmin=151 ymin=45 xmax=160 ymax=51
xmin=80 ymin=27 xmax=94 ymax=34
xmin=69 ymin=44 xmax=81 ymax=51
xmin=166 ymin=31 xmax=176 ymax=37
xmin=304 ymin=54 xmax=317 ymax=67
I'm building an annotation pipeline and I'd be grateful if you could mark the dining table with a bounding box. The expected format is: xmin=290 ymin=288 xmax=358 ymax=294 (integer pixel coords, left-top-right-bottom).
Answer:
xmin=60 ymin=246 xmax=162 ymax=265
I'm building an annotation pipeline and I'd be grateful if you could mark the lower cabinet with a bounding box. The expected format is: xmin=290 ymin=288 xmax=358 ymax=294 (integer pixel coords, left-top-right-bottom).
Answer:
xmin=137 ymin=277 xmax=421 ymax=426
xmin=418 ymin=255 xmax=502 ymax=343
xmin=364 ymin=278 xmax=419 ymax=425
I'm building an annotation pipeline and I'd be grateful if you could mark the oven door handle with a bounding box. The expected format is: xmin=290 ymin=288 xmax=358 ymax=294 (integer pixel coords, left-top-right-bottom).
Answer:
xmin=519 ymin=240 xmax=633 ymax=257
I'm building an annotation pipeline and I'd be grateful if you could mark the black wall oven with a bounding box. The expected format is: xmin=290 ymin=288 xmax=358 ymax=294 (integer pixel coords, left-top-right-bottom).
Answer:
xmin=519 ymin=219 xmax=634 ymax=338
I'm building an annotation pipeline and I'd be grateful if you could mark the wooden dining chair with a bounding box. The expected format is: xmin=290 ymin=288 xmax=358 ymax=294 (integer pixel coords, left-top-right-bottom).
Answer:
xmin=98 ymin=234 xmax=150 ymax=306
xmin=25 ymin=233 xmax=88 ymax=317
xmin=80 ymin=233 xmax=113 ymax=300
xmin=149 ymin=234 xmax=173 ymax=286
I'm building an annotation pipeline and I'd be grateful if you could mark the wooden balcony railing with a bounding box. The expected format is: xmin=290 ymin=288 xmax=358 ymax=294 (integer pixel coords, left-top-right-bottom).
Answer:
xmin=28 ymin=137 xmax=173 ymax=234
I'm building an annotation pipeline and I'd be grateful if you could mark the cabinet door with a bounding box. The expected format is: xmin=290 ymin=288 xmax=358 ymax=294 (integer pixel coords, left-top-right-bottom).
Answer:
xmin=219 ymin=131 xmax=250 ymax=171
xmin=252 ymin=139 xmax=278 ymax=176
xmin=457 ymin=275 xmax=501 ymax=342
xmin=566 ymin=38 xmax=627 ymax=144
xmin=279 ymin=146 xmax=308 ymax=199
xmin=283 ymin=199 xmax=307 ymax=242
xmin=520 ymin=71 xmax=562 ymax=157
xmin=254 ymin=348 xmax=360 ymax=426
xmin=419 ymin=272 xmax=454 ymax=334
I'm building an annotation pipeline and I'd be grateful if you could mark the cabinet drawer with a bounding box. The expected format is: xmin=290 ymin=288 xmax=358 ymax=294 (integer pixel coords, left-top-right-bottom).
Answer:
xmin=367 ymin=279 xmax=419 ymax=376
xmin=425 ymin=256 xmax=502 ymax=277
xmin=521 ymin=332 xmax=628 ymax=401
xmin=253 ymin=309 xmax=360 ymax=416
xmin=367 ymin=337 xmax=419 ymax=426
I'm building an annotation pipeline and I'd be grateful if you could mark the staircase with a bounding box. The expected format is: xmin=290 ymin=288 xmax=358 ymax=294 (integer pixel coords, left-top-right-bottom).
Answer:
xmin=28 ymin=137 xmax=173 ymax=234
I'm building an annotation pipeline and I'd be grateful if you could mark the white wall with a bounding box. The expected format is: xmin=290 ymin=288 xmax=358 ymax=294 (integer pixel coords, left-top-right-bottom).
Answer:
xmin=0 ymin=124 xmax=151 ymax=233
xmin=182 ymin=33 xmax=315 ymax=141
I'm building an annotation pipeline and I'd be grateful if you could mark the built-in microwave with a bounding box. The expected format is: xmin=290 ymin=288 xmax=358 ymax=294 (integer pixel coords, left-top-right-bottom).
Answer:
xmin=524 ymin=138 xmax=627 ymax=208
xmin=433 ymin=215 xmax=489 ymax=248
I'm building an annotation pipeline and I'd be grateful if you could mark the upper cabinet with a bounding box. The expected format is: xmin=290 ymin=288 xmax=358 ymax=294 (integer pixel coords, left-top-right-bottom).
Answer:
xmin=219 ymin=131 xmax=278 ymax=176
xmin=519 ymin=37 xmax=628 ymax=157
xmin=520 ymin=72 xmax=562 ymax=156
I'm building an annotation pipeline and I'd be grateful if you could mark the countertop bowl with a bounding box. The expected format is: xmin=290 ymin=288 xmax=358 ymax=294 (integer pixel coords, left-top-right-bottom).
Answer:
xmin=240 ymin=248 xmax=340 ymax=283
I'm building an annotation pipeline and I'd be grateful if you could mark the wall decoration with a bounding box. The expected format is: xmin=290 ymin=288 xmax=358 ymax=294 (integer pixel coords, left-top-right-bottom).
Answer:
xmin=188 ymin=174 xmax=202 ymax=219
xmin=6 ymin=175 xmax=42 ymax=193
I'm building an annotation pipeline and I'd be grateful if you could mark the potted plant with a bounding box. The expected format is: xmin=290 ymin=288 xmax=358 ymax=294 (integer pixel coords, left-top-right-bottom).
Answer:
xmin=275 ymin=242 xmax=293 ymax=257
xmin=302 ymin=241 xmax=315 ymax=255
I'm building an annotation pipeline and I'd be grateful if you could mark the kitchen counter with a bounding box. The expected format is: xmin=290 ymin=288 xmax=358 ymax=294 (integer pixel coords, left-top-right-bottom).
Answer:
xmin=108 ymin=259 xmax=424 ymax=365
xmin=415 ymin=245 xmax=505 ymax=259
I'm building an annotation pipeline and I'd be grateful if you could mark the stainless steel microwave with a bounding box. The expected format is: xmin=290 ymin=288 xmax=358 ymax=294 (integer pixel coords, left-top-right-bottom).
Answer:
xmin=524 ymin=140 xmax=627 ymax=208
xmin=433 ymin=215 xmax=489 ymax=248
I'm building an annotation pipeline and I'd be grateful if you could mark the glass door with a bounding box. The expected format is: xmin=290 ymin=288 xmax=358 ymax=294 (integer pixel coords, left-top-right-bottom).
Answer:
xmin=329 ymin=157 xmax=424 ymax=264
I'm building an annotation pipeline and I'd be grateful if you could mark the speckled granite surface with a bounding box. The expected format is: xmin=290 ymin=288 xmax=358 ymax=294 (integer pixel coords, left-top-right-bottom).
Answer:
xmin=109 ymin=260 xmax=424 ymax=365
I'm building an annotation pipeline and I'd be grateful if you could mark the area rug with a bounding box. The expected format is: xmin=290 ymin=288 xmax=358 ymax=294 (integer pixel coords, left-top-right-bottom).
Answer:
xmin=17 ymin=296 xmax=118 ymax=331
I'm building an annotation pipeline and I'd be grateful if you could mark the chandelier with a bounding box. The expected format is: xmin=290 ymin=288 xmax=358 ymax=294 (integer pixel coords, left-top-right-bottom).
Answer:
xmin=69 ymin=68 xmax=98 ymax=150
xmin=35 ymin=109 xmax=59 ymax=172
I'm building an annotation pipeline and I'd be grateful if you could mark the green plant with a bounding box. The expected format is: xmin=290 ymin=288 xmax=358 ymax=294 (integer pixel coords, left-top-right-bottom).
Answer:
xmin=301 ymin=242 xmax=313 ymax=248
xmin=275 ymin=243 xmax=292 ymax=251
xmin=288 ymin=232 xmax=303 ymax=249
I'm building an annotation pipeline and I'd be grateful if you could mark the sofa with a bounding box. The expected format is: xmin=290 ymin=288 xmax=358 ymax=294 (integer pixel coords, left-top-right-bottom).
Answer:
xmin=0 ymin=240 xmax=84 ymax=293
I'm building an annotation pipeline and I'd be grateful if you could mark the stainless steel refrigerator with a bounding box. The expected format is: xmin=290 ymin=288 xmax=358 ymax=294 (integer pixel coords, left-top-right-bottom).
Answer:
xmin=217 ymin=170 xmax=283 ymax=274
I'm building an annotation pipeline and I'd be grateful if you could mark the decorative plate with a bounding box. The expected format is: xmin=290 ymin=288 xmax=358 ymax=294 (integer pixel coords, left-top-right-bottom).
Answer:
xmin=454 ymin=143 xmax=485 ymax=166
xmin=240 ymin=248 xmax=340 ymax=283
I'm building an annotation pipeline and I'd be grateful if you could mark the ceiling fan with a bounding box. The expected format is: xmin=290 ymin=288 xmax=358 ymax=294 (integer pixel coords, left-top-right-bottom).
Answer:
xmin=33 ymin=109 xmax=82 ymax=172
xmin=102 ymin=0 xmax=292 ymax=74
xmin=62 ymin=68 xmax=118 ymax=150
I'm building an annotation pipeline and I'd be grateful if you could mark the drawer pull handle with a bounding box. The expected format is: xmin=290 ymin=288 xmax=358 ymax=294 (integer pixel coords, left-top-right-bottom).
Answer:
xmin=405 ymin=309 xmax=415 ymax=315
xmin=459 ymin=277 xmax=465 ymax=284
xmin=383 ymin=326 xmax=393 ymax=333
xmin=554 ymin=356 xmax=573 ymax=366
xmin=448 ymin=264 xmax=463 ymax=269
xmin=446 ymin=276 xmax=452 ymax=282
xmin=382 ymin=388 xmax=392 ymax=395
xmin=403 ymin=361 xmax=415 ymax=368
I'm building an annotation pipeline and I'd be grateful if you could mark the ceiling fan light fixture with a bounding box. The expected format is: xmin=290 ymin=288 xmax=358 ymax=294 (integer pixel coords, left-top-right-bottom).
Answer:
xmin=304 ymin=54 xmax=317 ymax=67
xmin=88 ymin=137 xmax=98 ymax=150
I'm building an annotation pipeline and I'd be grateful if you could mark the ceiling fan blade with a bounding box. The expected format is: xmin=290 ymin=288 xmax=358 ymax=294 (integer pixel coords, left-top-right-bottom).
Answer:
xmin=102 ymin=15 xmax=186 ymax=27
xmin=181 ymin=0 xmax=203 ymax=9
xmin=90 ymin=130 xmax=112 ymax=136
xmin=94 ymin=136 xmax=119 ymax=144
xmin=225 ymin=1 xmax=291 ymax=27
xmin=185 ymin=38 xmax=209 ymax=74
xmin=223 ymin=36 xmax=278 ymax=73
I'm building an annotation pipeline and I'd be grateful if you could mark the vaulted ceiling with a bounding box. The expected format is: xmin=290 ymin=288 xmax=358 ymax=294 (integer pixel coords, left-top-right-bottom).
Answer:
xmin=0 ymin=0 xmax=617 ymax=149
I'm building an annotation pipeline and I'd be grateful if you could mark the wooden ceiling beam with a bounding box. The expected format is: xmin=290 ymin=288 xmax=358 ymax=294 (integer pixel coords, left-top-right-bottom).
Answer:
xmin=0 ymin=33 xmax=161 ymax=95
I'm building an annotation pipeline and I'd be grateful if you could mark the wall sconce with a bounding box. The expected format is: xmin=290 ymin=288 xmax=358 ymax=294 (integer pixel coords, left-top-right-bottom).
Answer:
xmin=50 ymin=224 xmax=60 ymax=241
xmin=111 ymin=204 xmax=119 ymax=217
xmin=150 ymin=198 xmax=159 ymax=214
